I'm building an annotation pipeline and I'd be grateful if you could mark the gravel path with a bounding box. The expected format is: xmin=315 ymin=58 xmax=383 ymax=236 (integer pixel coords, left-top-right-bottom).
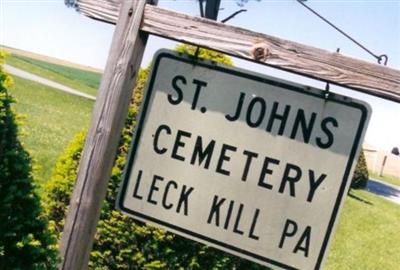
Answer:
xmin=4 ymin=64 xmax=96 ymax=100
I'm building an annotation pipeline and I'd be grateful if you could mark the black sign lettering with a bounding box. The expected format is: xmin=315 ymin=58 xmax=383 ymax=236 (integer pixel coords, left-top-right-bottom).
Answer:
xmin=147 ymin=174 xmax=164 ymax=205
xmin=153 ymin=124 xmax=171 ymax=155
xmin=171 ymin=129 xmax=192 ymax=161
xmin=190 ymin=136 xmax=216 ymax=169
xmin=290 ymin=109 xmax=317 ymax=143
xmin=258 ymin=156 xmax=280 ymax=190
xmin=266 ymin=102 xmax=291 ymax=135
xmin=132 ymin=170 xmax=144 ymax=200
xmin=241 ymin=150 xmax=258 ymax=181
xmin=168 ymin=75 xmax=185 ymax=105
xmin=279 ymin=163 xmax=302 ymax=197
xmin=316 ymin=117 xmax=339 ymax=149
xmin=249 ymin=208 xmax=260 ymax=240
xmin=279 ymin=219 xmax=298 ymax=249
xmin=246 ymin=96 xmax=266 ymax=128
xmin=216 ymin=144 xmax=237 ymax=176
xmin=176 ymin=185 xmax=194 ymax=216
xmin=307 ymin=170 xmax=327 ymax=202
xmin=207 ymin=195 xmax=226 ymax=226
xmin=191 ymin=79 xmax=208 ymax=110
xmin=233 ymin=203 xmax=245 ymax=235
xmin=224 ymin=200 xmax=235 ymax=230
xmin=226 ymin=92 xmax=245 ymax=122
xmin=162 ymin=180 xmax=178 ymax=210
xmin=293 ymin=226 xmax=312 ymax=257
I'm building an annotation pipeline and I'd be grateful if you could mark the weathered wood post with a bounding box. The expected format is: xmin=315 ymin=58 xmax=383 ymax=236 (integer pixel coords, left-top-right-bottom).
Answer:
xmin=58 ymin=1 xmax=157 ymax=269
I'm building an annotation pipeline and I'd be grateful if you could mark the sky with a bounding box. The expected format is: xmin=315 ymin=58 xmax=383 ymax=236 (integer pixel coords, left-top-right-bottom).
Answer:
xmin=1 ymin=0 xmax=399 ymax=151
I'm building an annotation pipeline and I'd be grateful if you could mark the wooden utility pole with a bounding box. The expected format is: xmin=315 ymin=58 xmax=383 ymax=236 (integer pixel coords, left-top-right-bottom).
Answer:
xmin=58 ymin=1 xmax=157 ymax=269
xmin=205 ymin=0 xmax=221 ymax=20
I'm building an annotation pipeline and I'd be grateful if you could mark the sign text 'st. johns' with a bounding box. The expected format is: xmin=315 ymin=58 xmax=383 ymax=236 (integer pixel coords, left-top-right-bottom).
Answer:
xmin=117 ymin=50 xmax=370 ymax=270
xmin=168 ymin=74 xmax=338 ymax=150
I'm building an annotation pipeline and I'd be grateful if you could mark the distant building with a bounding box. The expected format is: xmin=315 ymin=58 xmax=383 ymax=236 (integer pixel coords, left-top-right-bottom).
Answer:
xmin=363 ymin=143 xmax=400 ymax=178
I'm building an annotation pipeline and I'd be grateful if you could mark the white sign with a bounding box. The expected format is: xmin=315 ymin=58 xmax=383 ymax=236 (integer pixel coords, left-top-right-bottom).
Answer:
xmin=117 ymin=50 xmax=370 ymax=269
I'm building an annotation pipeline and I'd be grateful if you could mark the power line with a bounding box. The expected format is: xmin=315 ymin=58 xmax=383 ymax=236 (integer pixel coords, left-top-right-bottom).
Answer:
xmin=296 ymin=0 xmax=388 ymax=65
xmin=221 ymin=9 xmax=247 ymax=23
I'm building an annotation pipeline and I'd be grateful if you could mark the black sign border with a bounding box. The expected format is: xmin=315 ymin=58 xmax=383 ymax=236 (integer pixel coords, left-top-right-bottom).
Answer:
xmin=117 ymin=50 xmax=369 ymax=270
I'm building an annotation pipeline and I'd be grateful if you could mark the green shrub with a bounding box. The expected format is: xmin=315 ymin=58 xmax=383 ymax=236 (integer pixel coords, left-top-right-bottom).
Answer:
xmin=350 ymin=150 xmax=369 ymax=189
xmin=43 ymin=131 xmax=86 ymax=236
xmin=175 ymin=44 xmax=233 ymax=66
xmin=45 ymin=46 xmax=266 ymax=269
xmin=0 ymin=50 xmax=58 ymax=269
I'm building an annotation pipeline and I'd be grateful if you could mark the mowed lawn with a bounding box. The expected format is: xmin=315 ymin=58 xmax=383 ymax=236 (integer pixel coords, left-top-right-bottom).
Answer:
xmin=326 ymin=189 xmax=400 ymax=269
xmin=9 ymin=76 xmax=94 ymax=184
xmin=6 ymin=53 xmax=101 ymax=96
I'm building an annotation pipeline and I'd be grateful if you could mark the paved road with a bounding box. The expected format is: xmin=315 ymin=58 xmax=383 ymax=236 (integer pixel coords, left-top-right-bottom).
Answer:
xmin=366 ymin=178 xmax=400 ymax=205
xmin=4 ymin=64 xmax=96 ymax=100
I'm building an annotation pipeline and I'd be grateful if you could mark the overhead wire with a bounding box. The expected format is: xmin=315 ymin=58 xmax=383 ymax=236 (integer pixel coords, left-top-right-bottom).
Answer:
xmin=296 ymin=0 xmax=388 ymax=65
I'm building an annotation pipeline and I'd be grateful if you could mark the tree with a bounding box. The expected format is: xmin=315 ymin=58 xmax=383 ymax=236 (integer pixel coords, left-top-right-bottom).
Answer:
xmin=350 ymin=151 xmax=369 ymax=189
xmin=0 ymin=50 xmax=58 ymax=269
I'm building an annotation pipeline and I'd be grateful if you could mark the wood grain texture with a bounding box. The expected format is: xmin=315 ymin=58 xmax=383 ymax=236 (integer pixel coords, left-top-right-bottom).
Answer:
xmin=59 ymin=1 xmax=156 ymax=269
xmin=76 ymin=0 xmax=400 ymax=102
xmin=76 ymin=0 xmax=119 ymax=24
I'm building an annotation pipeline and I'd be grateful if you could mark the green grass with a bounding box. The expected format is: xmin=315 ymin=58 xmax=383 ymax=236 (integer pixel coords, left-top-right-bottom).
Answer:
xmin=326 ymin=189 xmax=400 ymax=269
xmin=6 ymin=53 xmax=102 ymax=96
xmin=9 ymin=76 xmax=94 ymax=185
xmin=369 ymin=171 xmax=400 ymax=187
